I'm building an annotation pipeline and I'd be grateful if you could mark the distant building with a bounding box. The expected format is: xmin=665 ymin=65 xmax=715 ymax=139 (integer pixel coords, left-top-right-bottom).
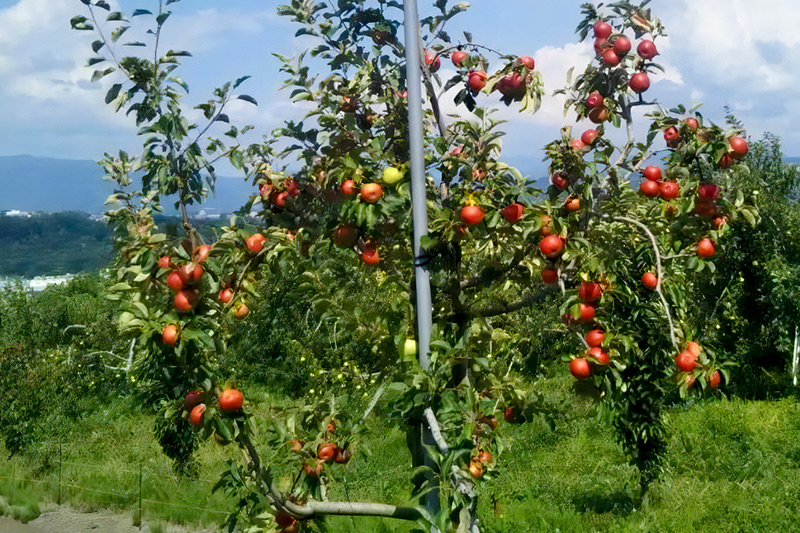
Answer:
xmin=194 ymin=209 xmax=221 ymax=220
xmin=1 ymin=209 xmax=32 ymax=217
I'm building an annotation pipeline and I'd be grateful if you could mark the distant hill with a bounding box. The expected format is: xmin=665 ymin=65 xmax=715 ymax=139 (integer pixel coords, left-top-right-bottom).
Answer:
xmin=0 ymin=155 xmax=255 ymax=215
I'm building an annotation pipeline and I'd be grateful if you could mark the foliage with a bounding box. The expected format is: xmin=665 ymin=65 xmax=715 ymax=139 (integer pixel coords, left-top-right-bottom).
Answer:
xmin=0 ymin=212 xmax=112 ymax=277
xmin=0 ymin=275 xmax=127 ymax=454
xmin=71 ymin=0 xmax=762 ymax=532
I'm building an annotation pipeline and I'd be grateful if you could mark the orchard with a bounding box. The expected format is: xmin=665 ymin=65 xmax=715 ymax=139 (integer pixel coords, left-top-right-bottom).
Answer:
xmin=70 ymin=0 xmax=759 ymax=531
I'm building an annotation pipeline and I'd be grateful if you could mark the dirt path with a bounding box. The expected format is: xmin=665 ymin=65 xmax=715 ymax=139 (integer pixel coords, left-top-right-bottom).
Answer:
xmin=0 ymin=505 xmax=217 ymax=533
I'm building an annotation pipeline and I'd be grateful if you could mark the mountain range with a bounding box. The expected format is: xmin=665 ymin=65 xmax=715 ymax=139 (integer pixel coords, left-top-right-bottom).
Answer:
xmin=0 ymin=155 xmax=255 ymax=215
xmin=1 ymin=155 xmax=798 ymax=215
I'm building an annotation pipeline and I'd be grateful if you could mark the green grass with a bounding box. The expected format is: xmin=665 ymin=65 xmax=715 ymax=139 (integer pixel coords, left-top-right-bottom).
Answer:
xmin=2 ymin=380 xmax=799 ymax=532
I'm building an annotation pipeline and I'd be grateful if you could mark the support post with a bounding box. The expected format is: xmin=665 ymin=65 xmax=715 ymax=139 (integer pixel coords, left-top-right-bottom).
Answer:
xmin=57 ymin=439 xmax=62 ymax=505
xmin=403 ymin=0 xmax=439 ymax=528
xmin=138 ymin=463 xmax=143 ymax=530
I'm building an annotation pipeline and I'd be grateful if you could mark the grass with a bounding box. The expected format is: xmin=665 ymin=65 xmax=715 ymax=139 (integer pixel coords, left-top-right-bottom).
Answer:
xmin=1 ymin=378 xmax=799 ymax=532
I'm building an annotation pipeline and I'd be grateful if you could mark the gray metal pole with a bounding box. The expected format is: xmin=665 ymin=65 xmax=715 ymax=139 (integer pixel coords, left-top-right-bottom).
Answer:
xmin=403 ymin=0 xmax=432 ymax=371
xmin=403 ymin=0 xmax=439 ymax=528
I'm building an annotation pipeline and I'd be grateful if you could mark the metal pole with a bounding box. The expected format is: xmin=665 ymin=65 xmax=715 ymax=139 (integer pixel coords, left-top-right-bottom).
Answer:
xmin=57 ymin=440 xmax=62 ymax=505
xmin=138 ymin=463 xmax=143 ymax=530
xmin=403 ymin=0 xmax=439 ymax=528
xmin=793 ymin=325 xmax=798 ymax=387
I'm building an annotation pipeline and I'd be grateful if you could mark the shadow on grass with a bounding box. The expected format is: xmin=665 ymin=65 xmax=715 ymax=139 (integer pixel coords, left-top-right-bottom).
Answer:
xmin=572 ymin=489 xmax=638 ymax=516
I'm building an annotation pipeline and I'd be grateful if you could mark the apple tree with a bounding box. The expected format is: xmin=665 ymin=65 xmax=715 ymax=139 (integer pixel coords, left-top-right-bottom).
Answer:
xmin=73 ymin=0 xmax=757 ymax=530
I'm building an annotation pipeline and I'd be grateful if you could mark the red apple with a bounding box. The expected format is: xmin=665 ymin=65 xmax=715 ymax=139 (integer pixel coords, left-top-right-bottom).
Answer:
xmin=643 ymin=166 xmax=662 ymax=181
xmin=340 ymin=179 xmax=358 ymax=195
xmin=586 ymin=91 xmax=604 ymax=109
xmin=460 ymin=205 xmax=486 ymax=226
xmin=451 ymin=50 xmax=469 ymax=66
xmin=728 ymin=136 xmax=748 ymax=159
xmin=570 ymin=358 xmax=592 ymax=379
xmin=629 ymin=72 xmax=650 ymax=93
xmin=697 ymin=238 xmax=715 ymax=258
xmin=501 ymin=203 xmax=525 ymax=223
xmin=360 ymin=183 xmax=383 ymax=203
xmin=519 ymin=56 xmax=536 ymax=70
xmin=640 ymin=180 xmax=660 ymax=197
xmin=581 ymin=129 xmax=599 ymax=145
xmin=174 ymin=289 xmax=199 ymax=313
xmin=659 ymin=181 xmax=680 ymax=200
xmin=539 ymin=234 xmax=565 ymax=258
xmin=468 ymin=70 xmax=488 ymax=92
xmin=613 ymin=36 xmax=631 ymax=56
xmin=167 ymin=271 xmax=185 ymax=292
xmin=637 ymin=39 xmax=659 ymax=59
xmin=593 ymin=21 xmax=612 ymax=40
xmin=162 ymin=324 xmax=179 ymax=346
xmin=585 ymin=329 xmax=605 ymax=348
xmin=333 ymin=224 xmax=359 ymax=248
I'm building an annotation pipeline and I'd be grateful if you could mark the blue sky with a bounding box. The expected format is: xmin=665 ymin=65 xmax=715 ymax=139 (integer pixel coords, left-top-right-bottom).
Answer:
xmin=0 ymin=0 xmax=799 ymax=180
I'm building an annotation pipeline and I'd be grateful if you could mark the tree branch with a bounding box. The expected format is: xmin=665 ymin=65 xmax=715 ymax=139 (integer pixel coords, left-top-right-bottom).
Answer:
xmin=460 ymin=247 xmax=526 ymax=290
xmin=423 ymin=408 xmax=450 ymax=455
xmin=470 ymin=285 xmax=558 ymax=318
xmin=604 ymin=214 xmax=679 ymax=351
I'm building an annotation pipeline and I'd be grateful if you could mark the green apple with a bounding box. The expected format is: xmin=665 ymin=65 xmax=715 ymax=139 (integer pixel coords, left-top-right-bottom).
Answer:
xmin=382 ymin=166 xmax=404 ymax=185
xmin=401 ymin=338 xmax=417 ymax=358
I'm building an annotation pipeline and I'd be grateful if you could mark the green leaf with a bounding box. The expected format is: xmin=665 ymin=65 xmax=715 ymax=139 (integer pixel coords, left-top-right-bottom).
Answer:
xmin=106 ymin=11 xmax=125 ymax=22
xmin=94 ymin=0 xmax=111 ymax=10
xmin=236 ymin=94 xmax=258 ymax=106
xmin=156 ymin=12 xmax=171 ymax=25
xmin=105 ymin=83 xmax=122 ymax=104
xmin=91 ymin=67 xmax=115 ymax=82
xmin=131 ymin=9 xmax=152 ymax=17
xmin=233 ymin=75 xmax=251 ymax=89
xmin=92 ymin=40 xmax=105 ymax=53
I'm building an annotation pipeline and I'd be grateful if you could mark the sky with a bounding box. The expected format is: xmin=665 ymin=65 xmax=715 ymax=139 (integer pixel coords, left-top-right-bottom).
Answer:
xmin=1 ymin=0 xmax=799 ymax=180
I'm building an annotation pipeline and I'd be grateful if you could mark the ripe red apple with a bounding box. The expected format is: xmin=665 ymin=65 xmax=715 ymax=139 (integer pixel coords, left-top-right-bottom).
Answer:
xmin=496 ymin=73 xmax=526 ymax=100
xmin=451 ymin=50 xmax=469 ymax=66
xmin=602 ymin=49 xmax=620 ymax=66
xmin=594 ymin=38 xmax=609 ymax=55
xmin=586 ymin=91 xmax=604 ymax=109
xmin=235 ymin=303 xmax=249 ymax=319
xmin=218 ymin=288 xmax=233 ymax=304
xmin=587 ymin=346 xmax=610 ymax=365
xmin=477 ymin=450 xmax=493 ymax=464
xmin=193 ymin=244 xmax=212 ymax=264
xmin=637 ymin=39 xmax=658 ymax=59
xmin=570 ymin=358 xmax=592 ymax=380
xmin=504 ymin=406 xmax=517 ymax=423
xmin=629 ymin=72 xmax=650 ymax=93
xmin=158 ymin=255 xmax=172 ymax=269
xmin=698 ymin=184 xmax=720 ymax=199
xmin=184 ymin=390 xmax=205 ymax=411
xmin=219 ymin=388 xmax=244 ymax=412
xmin=189 ymin=403 xmax=206 ymax=426
xmin=694 ymin=196 xmax=717 ymax=217
xmin=539 ymin=234 xmax=565 ymax=258
xmin=570 ymin=138 xmax=587 ymax=151
xmin=588 ymin=106 xmax=609 ymax=124
xmin=162 ymin=324 xmax=179 ymax=346
xmin=174 ymin=289 xmax=199 ymax=313
xmin=424 ymin=49 xmax=440 ymax=72
xmin=719 ymin=153 xmax=734 ymax=169
xmin=643 ymin=166 xmax=662 ymax=181
xmin=360 ymin=183 xmax=383 ymax=203
xmin=640 ymin=180 xmax=660 ymax=198
xmin=334 ymin=447 xmax=352 ymax=464
xmin=539 ymin=214 xmax=553 ymax=236
xmin=687 ymin=341 xmax=702 ymax=357
xmin=501 ymin=203 xmax=525 ymax=223
xmin=285 ymin=178 xmax=300 ymax=197
xmin=697 ymin=238 xmax=715 ymax=258
xmin=578 ymin=281 xmax=603 ymax=303
xmin=641 ymin=272 xmax=658 ymax=289
xmin=303 ymin=462 xmax=324 ymax=478
xmin=613 ymin=36 xmax=631 ymax=56
xmin=272 ymin=191 xmax=289 ymax=208
xmin=340 ymin=179 xmax=358 ymax=195
xmin=333 ymin=224 xmax=359 ymax=248
xmin=578 ymin=303 xmax=596 ymax=323
xmin=709 ymin=370 xmax=721 ymax=388
xmin=246 ymin=233 xmax=266 ymax=253
xmin=275 ymin=510 xmax=297 ymax=529
xmin=660 ymin=181 xmax=680 ymax=200
xmin=664 ymin=127 xmax=680 ymax=141
xmin=167 ymin=271 xmax=185 ymax=292
xmin=177 ymin=262 xmax=203 ymax=284
xmin=362 ymin=239 xmax=381 ymax=264
xmin=318 ymin=443 xmax=337 ymax=463
xmin=593 ymin=21 xmax=612 ymax=40
xmin=685 ymin=117 xmax=699 ymax=131
xmin=552 ymin=173 xmax=569 ymax=190
xmin=519 ymin=56 xmax=536 ymax=70
xmin=467 ymin=70 xmax=488 ymax=92
xmin=460 ymin=205 xmax=486 ymax=226
xmin=712 ymin=216 xmax=727 ymax=229
xmin=585 ymin=329 xmax=605 ymax=348
xmin=728 ymin=136 xmax=748 ymax=159
xmin=675 ymin=350 xmax=698 ymax=372
xmin=565 ymin=196 xmax=581 ymax=211
xmin=469 ymin=460 xmax=484 ymax=479
xmin=540 ymin=268 xmax=559 ymax=285
xmin=581 ymin=129 xmax=598 ymax=145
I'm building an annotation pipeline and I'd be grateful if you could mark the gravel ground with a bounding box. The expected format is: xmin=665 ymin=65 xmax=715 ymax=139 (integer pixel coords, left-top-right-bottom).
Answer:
xmin=0 ymin=504 xmax=218 ymax=533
